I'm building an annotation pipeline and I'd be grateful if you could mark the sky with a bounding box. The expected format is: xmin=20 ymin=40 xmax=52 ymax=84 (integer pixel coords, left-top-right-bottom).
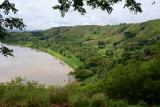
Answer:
xmin=0 ymin=0 xmax=160 ymax=30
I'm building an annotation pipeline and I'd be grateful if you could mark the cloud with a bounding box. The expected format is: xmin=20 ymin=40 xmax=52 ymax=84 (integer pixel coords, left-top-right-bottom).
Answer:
xmin=1 ymin=0 xmax=160 ymax=30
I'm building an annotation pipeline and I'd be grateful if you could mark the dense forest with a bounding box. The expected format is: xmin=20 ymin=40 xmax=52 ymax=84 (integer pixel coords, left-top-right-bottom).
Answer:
xmin=1 ymin=19 xmax=160 ymax=106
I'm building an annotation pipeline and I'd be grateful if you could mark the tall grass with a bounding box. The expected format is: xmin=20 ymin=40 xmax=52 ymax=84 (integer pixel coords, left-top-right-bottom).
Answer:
xmin=0 ymin=77 xmax=69 ymax=106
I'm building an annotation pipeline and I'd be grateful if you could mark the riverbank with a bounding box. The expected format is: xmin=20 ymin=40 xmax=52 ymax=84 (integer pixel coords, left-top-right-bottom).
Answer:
xmin=3 ymin=42 xmax=83 ymax=70
xmin=0 ymin=43 xmax=74 ymax=86
xmin=47 ymin=48 xmax=83 ymax=69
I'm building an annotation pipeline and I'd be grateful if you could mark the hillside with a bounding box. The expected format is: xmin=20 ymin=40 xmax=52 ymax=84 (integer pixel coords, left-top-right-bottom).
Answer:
xmin=5 ymin=19 xmax=160 ymax=68
xmin=1 ymin=19 xmax=160 ymax=106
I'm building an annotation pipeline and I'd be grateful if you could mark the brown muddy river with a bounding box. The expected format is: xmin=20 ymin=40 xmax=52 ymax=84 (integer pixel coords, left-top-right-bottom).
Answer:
xmin=0 ymin=44 xmax=73 ymax=86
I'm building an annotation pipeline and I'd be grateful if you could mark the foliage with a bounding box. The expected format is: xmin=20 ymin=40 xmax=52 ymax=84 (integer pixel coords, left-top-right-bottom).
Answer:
xmin=124 ymin=32 xmax=136 ymax=38
xmin=0 ymin=0 xmax=159 ymax=106
xmin=53 ymin=0 xmax=142 ymax=17
xmin=0 ymin=0 xmax=26 ymax=56
xmin=48 ymin=86 xmax=69 ymax=104
xmin=0 ymin=77 xmax=49 ymax=106
xmin=98 ymin=41 xmax=106 ymax=49
xmin=105 ymin=50 xmax=113 ymax=57
xmin=106 ymin=56 xmax=160 ymax=105
xmin=0 ymin=44 xmax=13 ymax=56
xmin=2 ymin=19 xmax=160 ymax=106
xmin=4 ymin=20 xmax=160 ymax=80
xmin=69 ymin=94 xmax=89 ymax=107
xmin=73 ymin=69 xmax=94 ymax=80
xmin=89 ymin=93 xmax=107 ymax=107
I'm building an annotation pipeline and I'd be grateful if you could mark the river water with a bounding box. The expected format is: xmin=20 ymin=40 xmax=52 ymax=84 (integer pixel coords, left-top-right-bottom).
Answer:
xmin=0 ymin=44 xmax=73 ymax=86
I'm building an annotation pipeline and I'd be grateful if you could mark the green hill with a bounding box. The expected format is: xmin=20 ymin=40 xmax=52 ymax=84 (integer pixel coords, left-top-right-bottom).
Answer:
xmin=5 ymin=19 xmax=160 ymax=68
xmin=2 ymin=19 xmax=160 ymax=106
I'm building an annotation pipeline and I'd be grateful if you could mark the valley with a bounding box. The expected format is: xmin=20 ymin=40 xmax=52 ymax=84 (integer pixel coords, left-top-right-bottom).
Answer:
xmin=1 ymin=19 xmax=160 ymax=106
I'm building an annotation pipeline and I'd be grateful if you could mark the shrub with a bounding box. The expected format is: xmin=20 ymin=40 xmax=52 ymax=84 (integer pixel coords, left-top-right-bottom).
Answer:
xmin=137 ymin=100 xmax=148 ymax=107
xmin=48 ymin=86 xmax=69 ymax=104
xmin=69 ymin=95 xmax=89 ymax=107
xmin=106 ymin=56 xmax=160 ymax=105
xmin=98 ymin=41 xmax=106 ymax=49
xmin=74 ymin=69 xmax=94 ymax=80
xmin=124 ymin=32 xmax=136 ymax=38
xmin=89 ymin=93 xmax=106 ymax=107
xmin=108 ymin=100 xmax=128 ymax=107
xmin=113 ymin=42 xmax=120 ymax=46
xmin=0 ymin=77 xmax=49 ymax=106
xmin=105 ymin=50 xmax=113 ymax=57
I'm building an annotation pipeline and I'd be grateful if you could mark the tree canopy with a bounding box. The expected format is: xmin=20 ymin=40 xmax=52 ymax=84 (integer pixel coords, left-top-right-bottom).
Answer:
xmin=0 ymin=0 xmax=26 ymax=56
xmin=53 ymin=0 xmax=144 ymax=17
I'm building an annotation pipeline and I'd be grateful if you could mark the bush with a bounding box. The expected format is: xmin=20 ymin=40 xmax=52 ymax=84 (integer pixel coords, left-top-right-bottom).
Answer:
xmin=113 ymin=41 xmax=120 ymax=46
xmin=69 ymin=95 xmax=89 ymax=107
xmin=98 ymin=41 xmax=106 ymax=49
xmin=74 ymin=69 xmax=94 ymax=80
xmin=106 ymin=56 xmax=160 ymax=105
xmin=0 ymin=77 xmax=49 ymax=106
xmin=108 ymin=100 xmax=128 ymax=107
xmin=124 ymin=32 xmax=136 ymax=38
xmin=137 ymin=100 xmax=148 ymax=107
xmin=48 ymin=86 xmax=69 ymax=104
xmin=89 ymin=93 xmax=106 ymax=107
xmin=105 ymin=50 xmax=113 ymax=57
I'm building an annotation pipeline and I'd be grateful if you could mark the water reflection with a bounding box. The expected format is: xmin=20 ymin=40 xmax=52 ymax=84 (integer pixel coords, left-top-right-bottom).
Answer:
xmin=0 ymin=44 xmax=73 ymax=86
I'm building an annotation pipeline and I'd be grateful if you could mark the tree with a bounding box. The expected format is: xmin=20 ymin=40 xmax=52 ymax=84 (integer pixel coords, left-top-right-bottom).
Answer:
xmin=53 ymin=0 xmax=144 ymax=17
xmin=0 ymin=0 xmax=26 ymax=56
xmin=98 ymin=41 xmax=106 ymax=49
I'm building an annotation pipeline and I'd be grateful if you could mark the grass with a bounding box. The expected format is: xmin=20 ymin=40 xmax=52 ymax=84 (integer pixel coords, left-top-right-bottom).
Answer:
xmin=47 ymin=48 xmax=83 ymax=69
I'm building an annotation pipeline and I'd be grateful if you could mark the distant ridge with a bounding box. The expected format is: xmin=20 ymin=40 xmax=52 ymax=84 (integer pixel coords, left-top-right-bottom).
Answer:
xmin=7 ymin=29 xmax=29 ymax=32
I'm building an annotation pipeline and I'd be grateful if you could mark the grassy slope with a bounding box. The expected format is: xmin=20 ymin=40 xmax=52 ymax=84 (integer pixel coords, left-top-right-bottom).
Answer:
xmin=47 ymin=48 xmax=83 ymax=69
xmin=42 ymin=19 xmax=160 ymax=47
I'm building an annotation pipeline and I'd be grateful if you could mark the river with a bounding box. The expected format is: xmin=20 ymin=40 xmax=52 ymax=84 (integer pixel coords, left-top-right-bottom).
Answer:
xmin=0 ymin=44 xmax=73 ymax=86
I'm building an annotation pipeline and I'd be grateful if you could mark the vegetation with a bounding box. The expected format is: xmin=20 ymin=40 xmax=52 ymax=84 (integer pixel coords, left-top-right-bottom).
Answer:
xmin=0 ymin=77 xmax=138 ymax=107
xmin=0 ymin=0 xmax=26 ymax=56
xmin=53 ymin=0 xmax=143 ymax=17
xmin=1 ymin=19 xmax=160 ymax=106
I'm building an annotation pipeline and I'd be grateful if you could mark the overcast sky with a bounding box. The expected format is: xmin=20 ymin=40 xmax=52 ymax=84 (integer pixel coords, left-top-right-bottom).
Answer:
xmin=1 ymin=0 xmax=160 ymax=30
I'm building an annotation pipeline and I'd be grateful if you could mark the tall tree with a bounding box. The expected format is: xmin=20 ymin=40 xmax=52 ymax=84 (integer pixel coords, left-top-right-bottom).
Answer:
xmin=0 ymin=0 xmax=26 ymax=56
